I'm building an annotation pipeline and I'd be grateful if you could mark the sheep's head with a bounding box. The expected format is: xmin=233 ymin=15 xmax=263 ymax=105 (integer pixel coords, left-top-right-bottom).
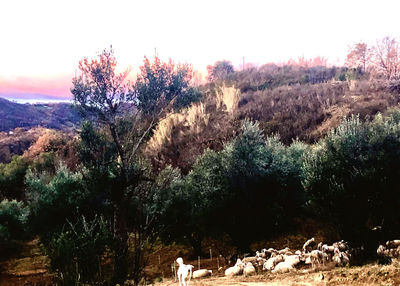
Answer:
xmin=176 ymin=257 xmax=184 ymax=265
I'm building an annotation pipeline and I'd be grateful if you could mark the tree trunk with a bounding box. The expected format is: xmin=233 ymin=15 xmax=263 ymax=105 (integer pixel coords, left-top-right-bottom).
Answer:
xmin=113 ymin=198 xmax=129 ymax=284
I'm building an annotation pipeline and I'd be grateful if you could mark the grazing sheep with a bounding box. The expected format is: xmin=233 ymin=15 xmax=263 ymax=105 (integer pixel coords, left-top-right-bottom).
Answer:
xmin=310 ymin=250 xmax=328 ymax=268
xmin=225 ymin=259 xmax=244 ymax=276
xmin=322 ymin=244 xmax=335 ymax=254
xmin=256 ymin=257 xmax=267 ymax=267
xmin=303 ymin=237 xmax=316 ymax=253
xmin=317 ymin=242 xmax=323 ymax=251
xmin=243 ymin=262 xmax=256 ymax=276
xmin=386 ymin=240 xmax=400 ymax=248
xmin=176 ymin=257 xmax=194 ymax=286
xmin=256 ymin=250 xmax=267 ymax=259
xmin=283 ymin=255 xmax=301 ymax=267
xmin=271 ymin=261 xmax=294 ymax=273
xmin=333 ymin=248 xmax=350 ymax=266
xmin=333 ymin=240 xmax=349 ymax=252
xmin=242 ymin=256 xmax=258 ymax=264
xmin=263 ymin=254 xmax=284 ymax=271
xmin=278 ymin=247 xmax=291 ymax=255
xmin=192 ymin=269 xmax=212 ymax=279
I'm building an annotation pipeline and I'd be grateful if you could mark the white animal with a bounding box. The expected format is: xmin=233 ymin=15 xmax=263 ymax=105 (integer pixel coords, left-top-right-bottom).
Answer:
xmin=332 ymin=248 xmax=350 ymax=266
xmin=386 ymin=240 xmax=400 ymax=248
xmin=242 ymin=256 xmax=258 ymax=264
xmin=243 ymin=262 xmax=256 ymax=276
xmin=333 ymin=240 xmax=349 ymax=252
xmin=283 ymin=255 xmax=301 ymax=267
xmin=271 ymin=261 xmax=294 ymax=273
xmin=225 ymin=259 xmax=244 ymax=276
xmin=310 ymin=250 xmax=328 ymax=268
xmin=263 ymin=254 xmax=284 ymax=271
xmin=303 ymin=237 xmax=316 ymax=253
xmin=192 ymin=269 xmax=212 ymax=279
xmin=176 ymin=257 xmax=194 ymax=286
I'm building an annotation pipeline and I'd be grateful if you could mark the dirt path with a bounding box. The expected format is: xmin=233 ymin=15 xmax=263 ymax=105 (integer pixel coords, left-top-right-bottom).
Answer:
xmin=154 ymin=263 xmax=400 ymax=286
xmin=0 ymin=239 xmax=53 ymax=286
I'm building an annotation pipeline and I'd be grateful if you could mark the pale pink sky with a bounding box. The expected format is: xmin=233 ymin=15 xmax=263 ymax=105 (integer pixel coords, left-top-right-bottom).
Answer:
xmin=0 ymin=0 xmax=399 ymax=100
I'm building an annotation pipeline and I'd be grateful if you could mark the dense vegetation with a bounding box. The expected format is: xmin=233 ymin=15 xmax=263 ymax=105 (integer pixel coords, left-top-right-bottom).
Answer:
xmin=3 ymin=38 xmax=400 ymax=285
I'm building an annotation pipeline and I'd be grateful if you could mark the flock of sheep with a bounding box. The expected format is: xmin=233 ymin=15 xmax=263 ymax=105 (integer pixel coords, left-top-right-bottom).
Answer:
xmin=224 ymin=237 xmax=351 ymax=277
xmin=175 ymin=237 xmax=352 ymax=285
xmin=377 ymin=239 xmax=400 ymax=260
xmin=175 ymin=237 xmax=400 ymax=285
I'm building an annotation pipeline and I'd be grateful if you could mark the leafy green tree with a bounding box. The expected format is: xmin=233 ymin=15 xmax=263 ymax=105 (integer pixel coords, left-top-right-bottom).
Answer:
xmin=72 ymin=48 xmax=198 ymax=284
xmin=207 ymin=60 xmax=234 ymax=82
xmin=0 ymin=156 xmax=29 ymax=201
xmin=167 ymin=120 xmax=308 ymax=253
xmin=135 ymin=56 xmax=200 ymax=112
xmin=26 ymin=165 xmax=88 ymax=241
xmin=303 ymin=114 xmax=400 ymax=250
xmin=0 ymin=199 xmax=28 ymax=244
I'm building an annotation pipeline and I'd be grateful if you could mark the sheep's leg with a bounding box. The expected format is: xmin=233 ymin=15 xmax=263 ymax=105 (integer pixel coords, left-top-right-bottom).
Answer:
xmin=178 ymin=274 xmax=182 ymax=286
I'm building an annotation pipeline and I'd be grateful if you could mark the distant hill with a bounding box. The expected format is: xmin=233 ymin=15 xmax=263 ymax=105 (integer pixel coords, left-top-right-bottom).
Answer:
xmin=0 ymin=97 xmax=81 ymax=132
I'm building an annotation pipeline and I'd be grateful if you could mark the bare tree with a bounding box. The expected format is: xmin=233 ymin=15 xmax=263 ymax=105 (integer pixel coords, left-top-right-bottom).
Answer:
xmin=372 ymin=37 xmax=400 ymax=80
xmin=346 ymin=42 xmax=371 ymax=73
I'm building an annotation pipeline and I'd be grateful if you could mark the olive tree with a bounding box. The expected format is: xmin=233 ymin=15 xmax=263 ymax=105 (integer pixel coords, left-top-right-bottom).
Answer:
xmin=71 ymin=47 xmax=197 ymax=284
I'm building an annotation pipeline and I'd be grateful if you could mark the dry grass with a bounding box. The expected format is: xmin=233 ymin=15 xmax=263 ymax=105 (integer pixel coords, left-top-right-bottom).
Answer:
xmin=147 ymin=102 xmax=210 ymax=155
xmin=216 ymin=85 xmax=240 ymax=115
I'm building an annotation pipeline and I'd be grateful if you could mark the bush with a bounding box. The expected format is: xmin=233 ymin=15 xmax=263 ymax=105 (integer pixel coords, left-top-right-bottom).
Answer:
xmin=303 ymin=113 xmax=400 ymax=248
xmin=45 ymin=215 xmax=110 ymax=285
xmin=0 ymin=199 xmax=28 ymax=244
xmin=0 ymin=156 xmax=29 ymax=200
xmin=26 ymin=165 xmax=89 ymax=240
xmin=164 ymin=120 xmax=308 ymax=252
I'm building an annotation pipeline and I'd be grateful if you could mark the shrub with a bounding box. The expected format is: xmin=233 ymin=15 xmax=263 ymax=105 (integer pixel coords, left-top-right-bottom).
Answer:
xmin=45 ymin=215 xmax=110 ymax=285
xmin=303 ymin=113 xmax=400 ymax=248
xmin=0 ymin=199 xmax=28 ymax=244
xmin=26 ymin=165 xmax=88 ymax=240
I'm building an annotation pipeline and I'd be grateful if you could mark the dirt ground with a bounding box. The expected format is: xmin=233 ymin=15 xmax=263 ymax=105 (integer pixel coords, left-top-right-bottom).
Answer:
xmin=153 ymin=262 xmax=400 ymax=286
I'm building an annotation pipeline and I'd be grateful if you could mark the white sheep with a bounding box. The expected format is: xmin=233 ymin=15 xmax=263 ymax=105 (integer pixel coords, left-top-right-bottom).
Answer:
xmin=243 ymin=262 xmax=256 ymax=276
xmin=271 ymin=261 xmax=294 ymax=273
xmin=176 ymin=257 xmax=194 ymax=286
xmin=310 ymin=250 xmax=328 ymax=268
xmin=283 ymin=254 xmax=301 ymax=268
xmin=333 ymin=240 xmax=349 ymax=252
xmin=263 ymin=254 xmax=284 ymax=271
xmin=303 ymin=237 xmax=316 ymax=253
xmin=242 ymin=256 xmax=258 ymax=264
xmin=386 ymin=240 xmax=400 ymax=248
xmin=225 ymin=259 xmax=244 ymax=276
xmin=192 ymin=269 xmax=212 ymax=279
xmin=332 ymin=248 xmax=350 ymax=266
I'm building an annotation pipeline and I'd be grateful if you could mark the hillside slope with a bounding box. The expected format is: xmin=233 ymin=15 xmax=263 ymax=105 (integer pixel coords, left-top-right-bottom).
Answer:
xmin=0 ymin=97 xmax=80 ymax=132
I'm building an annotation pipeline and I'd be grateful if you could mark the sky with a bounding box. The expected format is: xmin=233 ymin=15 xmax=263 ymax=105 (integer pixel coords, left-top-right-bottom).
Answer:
xmin=0 ymin=0 xmax=399 ymax=101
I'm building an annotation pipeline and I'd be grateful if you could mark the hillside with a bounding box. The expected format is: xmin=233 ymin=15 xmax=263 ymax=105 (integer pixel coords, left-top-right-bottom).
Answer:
xmin=147 ymin=78 xmax=400 ymax=173
xmin=0 ymin=97 xmax=80 ymax=132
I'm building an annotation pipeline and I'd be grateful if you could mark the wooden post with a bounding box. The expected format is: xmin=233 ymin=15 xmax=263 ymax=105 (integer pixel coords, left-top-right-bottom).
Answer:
xmin=217 ymin=256 xmax=220 ymax=270
xmin=210 ymin=248 xmax=212 ymax=261
xmin=158 ymin=255 xmax=161 ymax=267
xmin=172 ymin=262 xmax=177 ymax=282
xmin=198 ymin=256 xmax=201 ymax=270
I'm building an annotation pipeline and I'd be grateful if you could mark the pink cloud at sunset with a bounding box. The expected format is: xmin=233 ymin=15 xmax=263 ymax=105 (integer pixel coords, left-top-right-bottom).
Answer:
xmin=1 ymin=0 xmax=400 ymax=101
xmin=0 ymin=75 xmax=73 ymax=100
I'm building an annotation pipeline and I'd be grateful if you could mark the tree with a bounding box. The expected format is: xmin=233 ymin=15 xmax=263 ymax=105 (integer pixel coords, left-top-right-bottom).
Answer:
xmin=207 ymin=60 xmax=234 ymax=82
xmin=71 ymin=48 xmax=196 ymax=284
xmin=372 ymin=37 xmax=400 ymax=79
xmin=346 ymin=42 xmax=370 ymax=74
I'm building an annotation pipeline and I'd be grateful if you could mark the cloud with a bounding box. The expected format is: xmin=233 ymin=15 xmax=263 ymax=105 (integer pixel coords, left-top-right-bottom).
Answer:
xmin=0 ymin=75 xmax=73 ymax=100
